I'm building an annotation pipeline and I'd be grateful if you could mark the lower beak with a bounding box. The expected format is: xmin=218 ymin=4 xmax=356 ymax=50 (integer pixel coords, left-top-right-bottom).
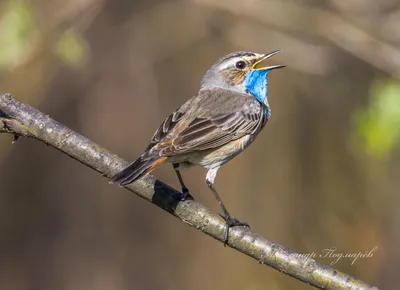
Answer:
xmin=252 ymin=50 xmax=286 ymax=71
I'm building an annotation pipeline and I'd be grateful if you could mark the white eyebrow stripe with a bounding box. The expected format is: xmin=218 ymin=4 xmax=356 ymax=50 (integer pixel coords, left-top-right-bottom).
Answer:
xmin=219 ymin=54 xmax=264 ymax=70
xmin=219 ymin=57 xmax=241 ymax=70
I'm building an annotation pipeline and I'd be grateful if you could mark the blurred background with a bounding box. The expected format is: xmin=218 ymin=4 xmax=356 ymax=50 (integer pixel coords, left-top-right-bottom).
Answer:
xmin=1 ymin=0 xmax=399 ymax=289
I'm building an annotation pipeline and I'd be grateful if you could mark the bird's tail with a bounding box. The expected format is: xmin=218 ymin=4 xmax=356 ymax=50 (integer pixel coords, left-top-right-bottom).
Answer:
xmin=110 ymin=152 xmax=167 ymax=186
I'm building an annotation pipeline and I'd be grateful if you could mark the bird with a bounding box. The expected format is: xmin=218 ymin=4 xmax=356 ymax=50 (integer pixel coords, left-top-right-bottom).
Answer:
xmin=111 ymin=50 xmax=285 ymax=244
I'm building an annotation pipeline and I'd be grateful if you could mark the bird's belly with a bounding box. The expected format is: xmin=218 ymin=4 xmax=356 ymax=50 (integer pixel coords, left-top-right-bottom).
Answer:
xmin=169 ymin=135 xmax=253 ymax=170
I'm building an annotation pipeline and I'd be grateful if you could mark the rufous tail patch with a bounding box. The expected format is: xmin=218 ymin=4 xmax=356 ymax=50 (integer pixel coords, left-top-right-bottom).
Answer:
xmin=148 ymin=157 xmax=168 ymax=173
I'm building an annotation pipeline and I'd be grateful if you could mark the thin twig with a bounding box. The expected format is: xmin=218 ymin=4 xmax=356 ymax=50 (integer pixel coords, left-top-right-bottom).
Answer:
xmin=0 ymin=93 xmax=379 ymax=290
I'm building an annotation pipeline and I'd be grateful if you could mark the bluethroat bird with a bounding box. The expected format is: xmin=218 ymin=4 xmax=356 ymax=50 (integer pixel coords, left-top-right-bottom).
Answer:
xmin=111 ymin=51 xmax=285 ymax=244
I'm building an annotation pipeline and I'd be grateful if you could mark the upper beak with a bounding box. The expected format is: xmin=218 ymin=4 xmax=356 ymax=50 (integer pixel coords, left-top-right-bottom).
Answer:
xmin=252 ymin=50 xmax=286 ymax=71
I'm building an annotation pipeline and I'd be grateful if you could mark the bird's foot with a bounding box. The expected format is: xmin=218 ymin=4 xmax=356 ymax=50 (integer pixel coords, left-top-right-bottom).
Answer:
xmin=220 ymin=215 xmax=250 ymax=246
xmin=180 ymin=187 xmax=193 ymax=201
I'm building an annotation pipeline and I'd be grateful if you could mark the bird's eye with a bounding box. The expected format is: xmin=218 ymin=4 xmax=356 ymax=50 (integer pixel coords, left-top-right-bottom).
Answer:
xmin=235 ymin=61 xmax=247 ymax=70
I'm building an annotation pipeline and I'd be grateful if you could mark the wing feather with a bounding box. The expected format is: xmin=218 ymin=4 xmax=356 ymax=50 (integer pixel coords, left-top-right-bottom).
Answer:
xmin=147 ymin=110 xmax=184 ymax=149
xmin=146 ymin=90 xmax=267 ymax=156
xmin=160 ymin=109 xmax=265 ymax=155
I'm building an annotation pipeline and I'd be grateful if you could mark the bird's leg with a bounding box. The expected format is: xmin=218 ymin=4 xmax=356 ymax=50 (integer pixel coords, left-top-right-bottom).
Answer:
xmin=206 ymin=168 xmax=250 ymax=245
xmin=173 ymin=163 xmax=191 ymax=201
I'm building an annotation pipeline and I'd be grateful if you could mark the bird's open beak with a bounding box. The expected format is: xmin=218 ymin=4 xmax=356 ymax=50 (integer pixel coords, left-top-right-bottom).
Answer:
xmin=252 ymin=50 xmax=286 ymax=71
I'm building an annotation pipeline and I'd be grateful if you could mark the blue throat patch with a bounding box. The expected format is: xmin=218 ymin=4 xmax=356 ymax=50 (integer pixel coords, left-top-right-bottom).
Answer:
xmin=244 ymin=70 xmax=271 ymax=118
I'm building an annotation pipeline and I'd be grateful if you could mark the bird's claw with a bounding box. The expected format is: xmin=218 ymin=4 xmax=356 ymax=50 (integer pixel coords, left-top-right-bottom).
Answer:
xmin=219 ymin=214 xmax=250 ymax=246
xmin=180 ymin=187 xmax=193 ymax=201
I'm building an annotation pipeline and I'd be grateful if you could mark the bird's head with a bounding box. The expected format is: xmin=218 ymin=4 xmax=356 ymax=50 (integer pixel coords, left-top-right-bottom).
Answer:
xmin=201 ymin=51 xmax=285 ymax=107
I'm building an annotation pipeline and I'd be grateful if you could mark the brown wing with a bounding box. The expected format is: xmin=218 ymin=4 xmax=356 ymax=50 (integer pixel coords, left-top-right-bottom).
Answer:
xmin=146 ymin=90 xmax=267 ymax=155
xmin=159 ymin=109 xmax=265 ymax=156
xmin=146 ymin=110 xmax=185 ymax=150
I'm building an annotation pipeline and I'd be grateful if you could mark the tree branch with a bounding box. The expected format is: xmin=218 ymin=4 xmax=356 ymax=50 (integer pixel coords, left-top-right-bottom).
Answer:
xmin=0 ymin=93 xmax=378 ymax=290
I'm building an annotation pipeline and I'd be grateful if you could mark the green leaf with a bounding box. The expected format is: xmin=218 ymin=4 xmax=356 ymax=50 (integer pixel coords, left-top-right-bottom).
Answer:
xmin=54 ymin=30 xmax=88 ymax=68
xmin=0 ymin=0 xmax=36 ymax=69
xmin=354 ymin=79 xmax=400 ymax=159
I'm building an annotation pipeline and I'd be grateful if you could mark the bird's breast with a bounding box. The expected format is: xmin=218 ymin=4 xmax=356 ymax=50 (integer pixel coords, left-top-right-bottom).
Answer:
xmin=168 ymin=134 xmax=255 ymax=169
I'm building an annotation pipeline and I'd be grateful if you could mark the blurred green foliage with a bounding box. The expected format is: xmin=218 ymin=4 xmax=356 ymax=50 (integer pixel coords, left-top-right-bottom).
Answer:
xmin=355 ymin=80 xmax=400 ymax=159
xmin=0 ymin=1 xmax=88 ymax=70
xmin=54 ymin=30 xmax=88 ymax=68
xmin=0 ymin=0 xmax=36 ymax=69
